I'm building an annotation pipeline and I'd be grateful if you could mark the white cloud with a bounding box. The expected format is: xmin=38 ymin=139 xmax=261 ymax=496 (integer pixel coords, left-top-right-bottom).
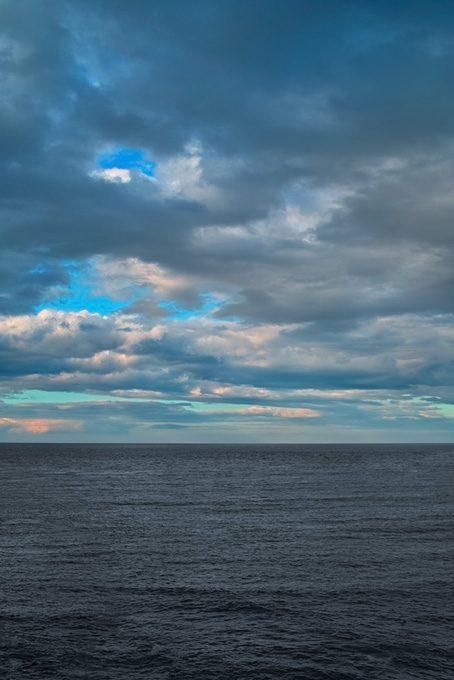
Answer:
xmin=154 ymin=142 xmax=221 ymax=205
xmin=235 ymin=406 xmax=321 ymax=418
xmin=91 ymin=167 xmax=131 ymax=183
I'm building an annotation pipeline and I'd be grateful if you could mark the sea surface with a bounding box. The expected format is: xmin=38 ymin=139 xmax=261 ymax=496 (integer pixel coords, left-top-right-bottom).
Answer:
xmin=0 ymin=443 xmax=453 ymax=679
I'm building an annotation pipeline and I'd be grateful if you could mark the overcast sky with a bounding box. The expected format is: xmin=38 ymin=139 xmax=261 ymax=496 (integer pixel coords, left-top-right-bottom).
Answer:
xmin=1 ymin=0 xmax=453 ymax=442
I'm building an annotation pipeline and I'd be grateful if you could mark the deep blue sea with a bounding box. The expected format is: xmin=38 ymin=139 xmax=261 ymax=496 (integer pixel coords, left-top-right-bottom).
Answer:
xmin=1 ymin=443 xmax=453 ymax=679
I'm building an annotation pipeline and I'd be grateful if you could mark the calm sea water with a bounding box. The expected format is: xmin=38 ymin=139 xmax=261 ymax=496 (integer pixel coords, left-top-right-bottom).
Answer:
xmin=1 ymin=443 xmax=453 ymax=679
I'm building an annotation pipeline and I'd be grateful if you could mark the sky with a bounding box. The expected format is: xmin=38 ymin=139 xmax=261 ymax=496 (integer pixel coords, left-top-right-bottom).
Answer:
xmin=0 ymin=0 xmax=453 ymax=443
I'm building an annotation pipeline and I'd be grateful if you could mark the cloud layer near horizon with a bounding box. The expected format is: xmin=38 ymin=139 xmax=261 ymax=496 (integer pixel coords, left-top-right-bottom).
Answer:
xmin=0 ymin=0 xmax=453 ymax=441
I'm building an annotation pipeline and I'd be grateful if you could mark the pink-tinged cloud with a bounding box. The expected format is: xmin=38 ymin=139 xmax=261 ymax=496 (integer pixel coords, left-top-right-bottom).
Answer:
xmin=0 ymin=418 xmax=83 ymax=434
xmin=236 ymin=406 xmax=321 ymax=419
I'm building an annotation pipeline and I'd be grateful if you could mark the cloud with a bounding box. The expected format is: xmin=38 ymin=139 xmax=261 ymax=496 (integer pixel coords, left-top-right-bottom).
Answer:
xmin=92 ymin=167 xmax=131 ymax=183
xmin=0 ymin=417 xmax=83 ymax=433
xmin=233 ymin=406 xmax=320 ymax=419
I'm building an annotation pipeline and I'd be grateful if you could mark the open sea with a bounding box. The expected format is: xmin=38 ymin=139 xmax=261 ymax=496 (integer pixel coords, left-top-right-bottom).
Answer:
xmin=0 ymin=443 xmax=453 ymax=679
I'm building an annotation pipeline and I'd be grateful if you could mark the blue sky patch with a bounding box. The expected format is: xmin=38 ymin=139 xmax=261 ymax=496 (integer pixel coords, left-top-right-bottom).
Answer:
xmin=34 ymin=262 xmax=138 ymax=315
xmin=34 ymin=292 xmax=129 ymax=315
xmin=158 ymin=294 xmax=224 ymax=320
xmin=97 ymin=148 xmax=156 ymax=177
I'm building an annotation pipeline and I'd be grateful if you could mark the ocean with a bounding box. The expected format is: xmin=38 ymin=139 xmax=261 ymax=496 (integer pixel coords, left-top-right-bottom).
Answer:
xmin=1 ymin=443 xmax=453 ymax=679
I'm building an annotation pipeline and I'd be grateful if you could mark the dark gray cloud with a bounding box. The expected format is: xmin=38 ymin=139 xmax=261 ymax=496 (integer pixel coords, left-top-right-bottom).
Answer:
xmin=2 ymin=1 xmax=453 ymax=266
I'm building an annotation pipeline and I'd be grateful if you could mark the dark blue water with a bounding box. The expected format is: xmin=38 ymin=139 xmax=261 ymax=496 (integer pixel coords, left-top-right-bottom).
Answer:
xmin=1 ymin=444 xmax=453 ymax=679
